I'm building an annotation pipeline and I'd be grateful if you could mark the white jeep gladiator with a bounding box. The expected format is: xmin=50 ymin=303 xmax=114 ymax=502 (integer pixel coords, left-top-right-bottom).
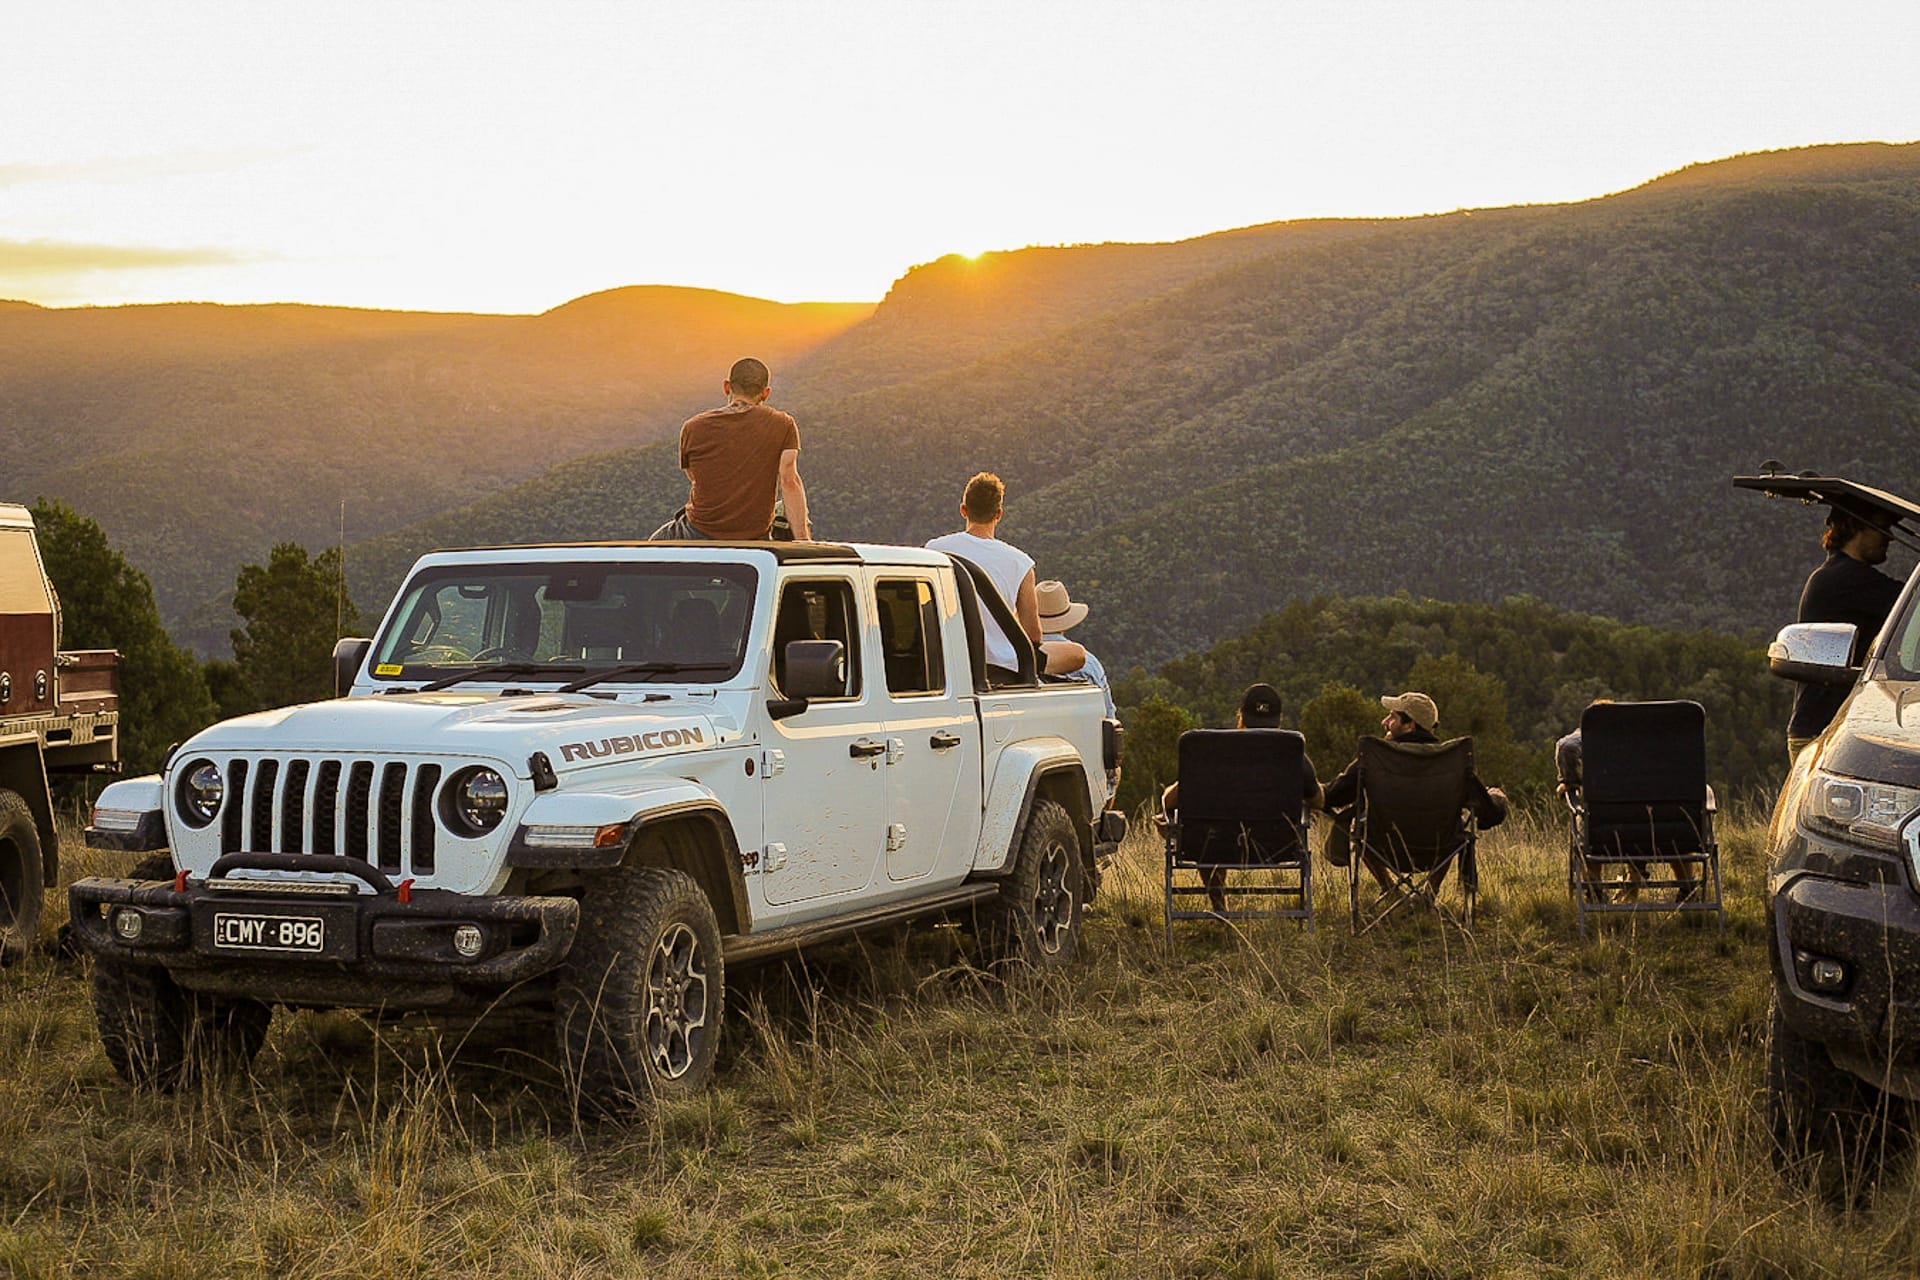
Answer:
xmin=72 ymin=541 xmax=1124 ymax=1110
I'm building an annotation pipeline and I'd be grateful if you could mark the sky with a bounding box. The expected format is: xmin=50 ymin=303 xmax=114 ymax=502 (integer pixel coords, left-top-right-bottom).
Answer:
xmin=3 ymin=0 xmax=1918 ymax=314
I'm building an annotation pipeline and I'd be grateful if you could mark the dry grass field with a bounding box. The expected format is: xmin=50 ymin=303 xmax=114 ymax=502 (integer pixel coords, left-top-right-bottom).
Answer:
xmin=5 ymin=809 xmax=1919 ymax=1279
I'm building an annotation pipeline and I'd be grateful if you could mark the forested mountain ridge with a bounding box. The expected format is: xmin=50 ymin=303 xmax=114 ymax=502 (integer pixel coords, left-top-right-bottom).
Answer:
xmin=0 ymin=287 xmax=870 ymax=649
xmin=793 ymin=218 xmax=1384 ymax=395
xmin=343 ymin=143 xmax=1920 ymax=671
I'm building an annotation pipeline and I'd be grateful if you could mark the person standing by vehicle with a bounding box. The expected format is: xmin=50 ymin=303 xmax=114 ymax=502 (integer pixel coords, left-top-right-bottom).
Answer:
xmin=1786 ymin=508 xmax=1902 ymax=758
xmin=653 ymin=357 xmax=811 ymax=542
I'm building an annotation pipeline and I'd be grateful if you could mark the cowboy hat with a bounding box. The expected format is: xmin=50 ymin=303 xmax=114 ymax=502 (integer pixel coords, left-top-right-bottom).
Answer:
xmin=1035 ymin=580 xmax=1089 ymax=631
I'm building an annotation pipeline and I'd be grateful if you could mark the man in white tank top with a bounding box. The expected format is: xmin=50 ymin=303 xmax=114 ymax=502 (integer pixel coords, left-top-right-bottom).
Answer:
xmin=926 ymin=472 xmax=1085 ymax=677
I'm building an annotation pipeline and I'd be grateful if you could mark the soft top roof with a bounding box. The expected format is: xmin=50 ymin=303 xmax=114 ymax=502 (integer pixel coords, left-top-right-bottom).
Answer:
xmin=1732 ymin=467 xmax=1920 ymax=553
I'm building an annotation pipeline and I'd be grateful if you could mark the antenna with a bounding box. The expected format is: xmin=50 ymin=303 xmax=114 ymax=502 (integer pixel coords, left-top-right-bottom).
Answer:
xmin=337 ymin=499 xmax=346 ymax=639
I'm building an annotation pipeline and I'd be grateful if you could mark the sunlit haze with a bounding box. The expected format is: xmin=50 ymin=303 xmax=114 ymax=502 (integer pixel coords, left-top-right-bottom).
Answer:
xmin=4 ymin=0 xmax=1917 ymax=313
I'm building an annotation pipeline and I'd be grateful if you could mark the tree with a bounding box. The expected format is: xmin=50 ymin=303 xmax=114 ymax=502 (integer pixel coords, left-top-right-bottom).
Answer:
xmin=1115 ymin=696 xmax=1196 ymax=816
xmin=230 ymin=544 xmax=361 ymax=713
xmin=1298 ymin=682 xmax=1380 ymax=777
xmin=30 ymin=499 xmax=217 ymax=775
xmin=1403 ymin=653 xmax=1531 ymax=787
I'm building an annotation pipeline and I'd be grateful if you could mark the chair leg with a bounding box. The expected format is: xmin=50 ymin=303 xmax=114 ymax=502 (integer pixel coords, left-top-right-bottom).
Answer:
xmin=1163 ymin=854 xmax=1174 ymax=947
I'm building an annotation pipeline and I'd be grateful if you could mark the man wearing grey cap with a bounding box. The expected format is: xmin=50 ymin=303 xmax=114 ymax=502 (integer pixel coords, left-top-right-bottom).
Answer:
xmin=1321 ymin=690 xmax=1509 ymax=895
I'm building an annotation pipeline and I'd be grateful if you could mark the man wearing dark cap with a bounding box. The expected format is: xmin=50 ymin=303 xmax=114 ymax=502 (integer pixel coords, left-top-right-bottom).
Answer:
xmin=1322 ymin=690 xmax=1509 ymax=895
xmin=653 ymin=357 xmax=812 ymax=541
xmin=1786 ymin=507 xmax=1901 ymax=758
xmin=1162 ymin=683 xmax=1324 ymax=911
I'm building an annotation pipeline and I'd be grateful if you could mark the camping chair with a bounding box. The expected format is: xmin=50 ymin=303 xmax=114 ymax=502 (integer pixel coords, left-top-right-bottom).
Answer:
xmin=1566 ymin=700 xmax=1723 ymax=937
xmin=1348 ymin=736 xmax=1479 ymax=934
xmin=1161 ymin=729 xmax=1313 ymax=938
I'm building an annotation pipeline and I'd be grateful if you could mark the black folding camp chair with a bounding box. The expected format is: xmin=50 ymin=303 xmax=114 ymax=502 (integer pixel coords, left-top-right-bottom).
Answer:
xmin=1348 ymin=736 xmax=1479 ymax=934
xmin=1567 ymin=700 xmax=1723 ymax=937
xmin=1162 ymin=729 xmax=1312 ymax=938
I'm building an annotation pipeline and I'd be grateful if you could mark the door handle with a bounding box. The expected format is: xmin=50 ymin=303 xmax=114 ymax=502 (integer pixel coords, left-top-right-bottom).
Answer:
xmin=849 ymin=739 xmax=887 ymax=759
xmin=929 ymin=731 xmax=962 ymax=750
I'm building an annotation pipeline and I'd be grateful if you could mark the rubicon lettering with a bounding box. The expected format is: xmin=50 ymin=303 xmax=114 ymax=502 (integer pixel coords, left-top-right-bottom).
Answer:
xmin=559 ymin=727 xmax=705 ymax=763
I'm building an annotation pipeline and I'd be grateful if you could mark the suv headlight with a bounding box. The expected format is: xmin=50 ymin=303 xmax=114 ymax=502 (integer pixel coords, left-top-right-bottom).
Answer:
xmin=1800 ymin=767 xmax=1920 ymax=854
xmin=442 ymin=767 xmax=510 ymax=837
xmin=176 ymin=759 xmax=224 ymax=827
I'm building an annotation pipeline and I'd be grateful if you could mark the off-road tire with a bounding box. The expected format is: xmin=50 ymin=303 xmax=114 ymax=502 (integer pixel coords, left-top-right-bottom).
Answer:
xmin=1767 ymin=996 xmax=1905 ymax=1183
xmin=0 ymin=789 xmax=46 ymax=965
xmin=980 ymin=799 xmax=1084 ymax=972
xmin=555 ymin=866 xmax=724 ymax=1117
xmin=90 ymin=854 xmax=271 ymax=1091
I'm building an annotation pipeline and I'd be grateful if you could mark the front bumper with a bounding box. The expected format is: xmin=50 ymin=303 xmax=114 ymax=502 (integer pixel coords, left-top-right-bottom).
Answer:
xmin=1771 ymin=861 xmax=1920 ymax=1095
xmin=69 ymin=871 xmax=579 ymax=1013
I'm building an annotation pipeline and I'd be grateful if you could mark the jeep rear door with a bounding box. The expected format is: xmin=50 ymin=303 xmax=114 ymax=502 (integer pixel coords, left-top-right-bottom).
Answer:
xmin=870 ymin=572 xmax=981 ymax=884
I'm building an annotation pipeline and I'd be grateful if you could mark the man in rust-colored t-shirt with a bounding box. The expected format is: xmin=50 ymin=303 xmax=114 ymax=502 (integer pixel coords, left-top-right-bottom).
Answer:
xmin=668 ymin=357 xmax=812 ymax=541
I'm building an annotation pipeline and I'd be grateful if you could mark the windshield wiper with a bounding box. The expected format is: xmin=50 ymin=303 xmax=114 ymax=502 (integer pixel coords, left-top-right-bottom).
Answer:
xmin=415 ymin=662 xmax=585 ymax=692
xmin=557 ymin=662 xmax=734 ymax=693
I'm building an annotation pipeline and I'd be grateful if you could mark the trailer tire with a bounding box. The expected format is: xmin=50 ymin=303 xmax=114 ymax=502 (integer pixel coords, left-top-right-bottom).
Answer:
xmin=0 ymin=790 xmax=45 ymax=966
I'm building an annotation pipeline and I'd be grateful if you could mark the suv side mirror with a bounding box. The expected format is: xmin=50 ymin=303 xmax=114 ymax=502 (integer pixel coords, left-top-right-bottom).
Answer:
xmin=1768 ymin=622 xmax=1860 ymax=687
xmin=332 ymin=638 xmax=373 ymax=697
xmin=769 ymin=639 xmax=847 ymax=719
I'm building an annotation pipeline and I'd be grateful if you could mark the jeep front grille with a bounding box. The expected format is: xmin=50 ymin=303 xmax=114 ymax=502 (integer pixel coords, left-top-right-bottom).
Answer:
xmin=214 ymin=756 xmax=448 ymax=877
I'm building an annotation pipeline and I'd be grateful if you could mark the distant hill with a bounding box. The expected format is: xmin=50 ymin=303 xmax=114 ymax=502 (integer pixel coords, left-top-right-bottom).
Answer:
xmin=344 ymin=143 xmax=1920 ymax=671
xmin=1 ymin=287 xmax=870 ymax=652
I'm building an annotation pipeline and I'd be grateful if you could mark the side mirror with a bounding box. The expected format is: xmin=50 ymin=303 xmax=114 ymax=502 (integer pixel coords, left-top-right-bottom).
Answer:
xmin=773 ymin=639 xmax=848 ymax=715
xmin=332 ymin=638 xmax=373 ymax=697
xmin=1768 ymin=622 xmax=1859 ymax=687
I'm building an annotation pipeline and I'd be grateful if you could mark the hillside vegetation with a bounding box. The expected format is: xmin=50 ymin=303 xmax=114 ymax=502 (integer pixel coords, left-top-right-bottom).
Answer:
xmin=8 ymin=818 xmax=1920 ymax=1277
xmin=0 ymin=288 xmax=870 ymax=650
xmin=345 ymin=143 xmax=1920 ymax=672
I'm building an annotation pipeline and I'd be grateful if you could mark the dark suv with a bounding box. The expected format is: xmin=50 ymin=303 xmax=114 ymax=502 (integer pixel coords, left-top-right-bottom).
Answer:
xmin=1736 ymin=470 xmax=1920 ymax=1166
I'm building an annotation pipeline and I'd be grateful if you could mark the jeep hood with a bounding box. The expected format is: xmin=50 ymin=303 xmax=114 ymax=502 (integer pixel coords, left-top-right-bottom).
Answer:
xmin=180 ymin=693 xmax=737 ymax=776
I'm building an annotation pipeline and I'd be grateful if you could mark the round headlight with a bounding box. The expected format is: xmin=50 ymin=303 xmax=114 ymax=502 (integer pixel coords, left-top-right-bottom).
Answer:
xmin=444 ymin=767 xmax=509 ymax=836
xmin=176 ymin=759 xmax=223 ymax=827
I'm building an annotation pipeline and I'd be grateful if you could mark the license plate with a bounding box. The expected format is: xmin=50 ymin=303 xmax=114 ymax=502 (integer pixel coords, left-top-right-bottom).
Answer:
xmin=213 ymin=912 xmax=325 ymax=953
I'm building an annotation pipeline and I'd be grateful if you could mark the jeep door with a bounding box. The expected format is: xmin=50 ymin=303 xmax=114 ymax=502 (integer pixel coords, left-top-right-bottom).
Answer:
xmin=870 ymin=572 xmax=981 ymax=884
xmin=760 ymin=574 xmax=888 ymax=907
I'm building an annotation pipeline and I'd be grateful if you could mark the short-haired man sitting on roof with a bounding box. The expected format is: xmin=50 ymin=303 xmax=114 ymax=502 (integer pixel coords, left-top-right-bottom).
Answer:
xmin=926 ymin=472 xmax=1084 ymax=677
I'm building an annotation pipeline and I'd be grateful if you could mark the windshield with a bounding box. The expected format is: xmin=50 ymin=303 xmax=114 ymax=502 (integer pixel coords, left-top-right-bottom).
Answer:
xmin=1877 ymin=567 xmax=1920 ymax=681
xmin=370 ymin=562 xmax=758 ymax=685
